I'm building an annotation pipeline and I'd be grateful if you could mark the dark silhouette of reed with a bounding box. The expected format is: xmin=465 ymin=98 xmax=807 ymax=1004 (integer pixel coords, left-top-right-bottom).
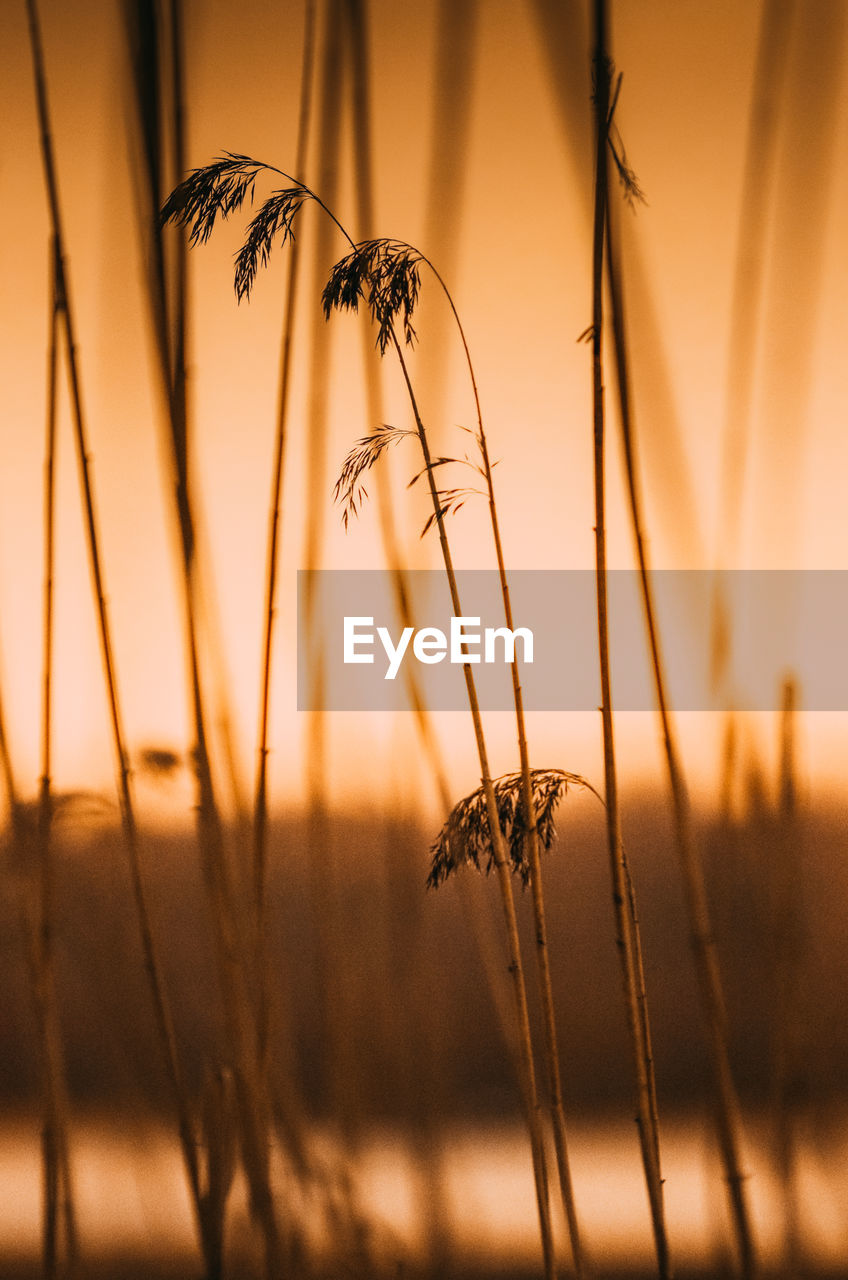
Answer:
xmin=589 ymin=4 xmax=670 ymax=1275
xmin=25 ymin=1 xmax=203 ymax=1273
xmin=604 ymin=93 xmax=759 ymax=1280
xmin=31 ymin=234 xmax=79 ymax=1280
xmin=126 ymin=6 xmax=288 ymax=1274
xmin=162 ymin=149 xmax=564 ymax=1276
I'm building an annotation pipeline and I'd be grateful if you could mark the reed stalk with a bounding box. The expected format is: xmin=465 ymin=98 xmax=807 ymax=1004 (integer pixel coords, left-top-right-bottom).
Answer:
xmin=397 ymin=248 xmax=586 ymax=1275
xmin=329 ymin=229 xmax=558 ymax=1278
xmin=605 ymin=164 xmax=758 ymax=1278
xmin=342 ymin=6 xmax=455 ymax=1267
xmin=163 ymin=153 xmax=558 ymax=1280
xmin=391 ymin=334 xmax=557 ymax=1279
xmin=709 ymin=1 xmax=796 ymax=848
xmin=128 ymin=6 xmax=287 ymax=1273
xmin=300 ymin=0 xmax=359 ymax=1148
xmin=124 ymin=6 xmax=233 ymax=1273
xmin=253 ymin=0 xmax=316 ymax=1073
xmin=589 ymin=4 xmax=670 ymax=1274
xmin=480 ymin=427 xmax=587 ymax=1280
xmin=1 ymin=240 xmax=78 ymax=1280
xmin=27 ymin=3 xmax=231 ymax=1274
xmin=773 ymin=677 xmax=803 ymax=1277
xmin=0 ymin=697 xmax=19 ymax=853
xmin=33 ymin=233 xmax=79 ymax=1280
xmin=27 ymin=5 xmax=258 ymax=1274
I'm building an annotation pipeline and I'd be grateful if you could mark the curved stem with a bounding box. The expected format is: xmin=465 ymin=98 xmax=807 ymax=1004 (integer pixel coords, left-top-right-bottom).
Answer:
xmin=252 ymin=158 xmax=356 ymax=251
xmin=310 ymin=171 xmax=559 ymax=1280
xmin=173 ymin=135 xmax=558 ymax=1279
xmin=390 ymin=334 xmax=557 ymax=1280
xmin=408 ymin=248 xmax=586 ymax=1276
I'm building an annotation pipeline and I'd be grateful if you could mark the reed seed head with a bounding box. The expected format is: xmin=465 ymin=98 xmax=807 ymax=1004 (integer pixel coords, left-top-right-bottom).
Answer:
xmin=160 ymin=152 xmax=268 ymax=245
xmin=334 ymin=424 xmax=415 ymax=528
xmin=428 ymin=768 xmax=600 ymax=889
xmin=322 ymin=239 xmax=423 ymax=354
xmin=234 ymin=187 xmax=307 ymax=301
xmin=418 ymin=484 xmax=482 ymax=538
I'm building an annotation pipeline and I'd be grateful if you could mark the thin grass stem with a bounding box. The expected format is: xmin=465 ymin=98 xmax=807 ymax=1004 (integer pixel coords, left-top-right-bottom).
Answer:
xmin=606 ymin=164 xmax=758 ymax=1279
xmin=404 ymin=249 xmax=586 ymax=1275
xmin=27 ymin=2 xmax=213 ymax=1271
xmin=590 ymin=4 xmax=670 ymax=1274
xmin=34 ymin=233 xmax=80 ymax=1280
xmin=253 ymin=0 xmax=316 ymax=1076
xmin=390 ymin=333 xmax=558 ymax=1279
xmin=143 ymin=6 xmax=287 ymax=1271
xmin=773 ymin=678 xmax=803 ymax=1277
xmin=163 ymin=144 xmax=558 ymax=1280
xmin=343 ymin=6 xmax=455 ymax=1266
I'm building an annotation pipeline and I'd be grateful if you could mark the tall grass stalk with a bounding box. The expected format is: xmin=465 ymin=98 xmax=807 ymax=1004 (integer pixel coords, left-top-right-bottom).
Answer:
xmin=389 ymin=334 xmax=557 ymax=1279
xmin=342 ymin=0 xmax=440 ymax=767
xmin=399 ymin=247 xmax=586 ymax=1275
xmin=714 ymin=0 xmax=794 ymax=586
xmin=127 ymin=6 xmax=287 ymax=1273
xmin=296 ymin=18 xmax=385 ymax=1260
xmin=330 ymin=236 xmax=559 ymax=1278
xmin=342 ymin=5 xmax=455 ymax=1267
xmin=32 ymin=233 xmax=79 ymax=1280
xmin=605 ymin=168 xmax=758 ymax=1278
xmin=23 ymin=9 xmax=215 ymax=1274
xmin=589 ymin=4 xmax=670 ymax=1274
xmin=301 ymin=0 xmax=362 ymax=1146
xmin=773 ymin=677 xmax=803 ymax=1276
xmin=0 ymin=693 xmax=19 ymax=847
xmin=124 ymin=6 xmax=249 ymax=1272
xmin=253 ymin=0 xmax=316 ymax=1073
xmin=339 ymin=7 xmax=517 ymax=1132
xmin=418 ymin=0 xmax=478 ymax=420
xmin=163 ymin=157 xmax=558 ymax=1280
xmin=709 ymin=2 xmax=796 ymax=834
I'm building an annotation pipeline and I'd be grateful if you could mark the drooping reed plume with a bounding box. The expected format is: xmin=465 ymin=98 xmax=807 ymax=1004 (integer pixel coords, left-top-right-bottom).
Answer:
xmin=328 ymin=223 xmax=595 ymax=1273
xmin=427 ymin=248 xmax=590 ymax=1277
xmin=429 ymin=769 xmax=600 ymax=887
xmin=163 ymin=153 xmax=560 ymax=1279
xmin=336 ymin=15 xmax=523 ymax=1176
xmin=323 ymin=222 xmax=591 ymax=1280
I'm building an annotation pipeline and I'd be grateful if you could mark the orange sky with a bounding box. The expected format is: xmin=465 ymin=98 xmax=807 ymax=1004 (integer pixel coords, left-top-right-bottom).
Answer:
xmin=1 ymin=0 xmax=848 ymax=824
